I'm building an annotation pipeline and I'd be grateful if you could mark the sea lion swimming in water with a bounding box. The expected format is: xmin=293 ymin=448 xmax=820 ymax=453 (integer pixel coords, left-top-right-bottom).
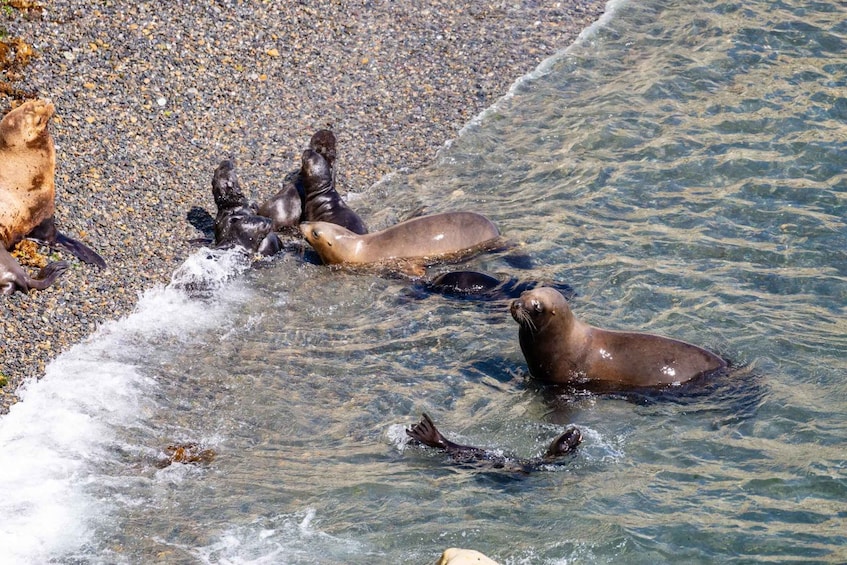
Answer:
xmin=0 ymin=99 xmax=106 ymax=268
xmin=418 ymin=270 xmax=576 ymax=302
xmin=0 ymin=246 xmax=68 ymax=295
xmin=406 ymin=413 xmax=582 ymax=473
xmin=510 ymin=287 xmax=727 ymax=388
xmin=300 ymin=212 xmax=501 ymax=270
xmin=211 ymin=159 xmax=281 ymax=256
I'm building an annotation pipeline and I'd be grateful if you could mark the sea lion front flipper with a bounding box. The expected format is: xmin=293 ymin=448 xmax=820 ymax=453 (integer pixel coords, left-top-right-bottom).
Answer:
xmin=26 ymin=216 xmax=107 ymax=269
xmin=54 ymin=232 xmax=107 ymax=269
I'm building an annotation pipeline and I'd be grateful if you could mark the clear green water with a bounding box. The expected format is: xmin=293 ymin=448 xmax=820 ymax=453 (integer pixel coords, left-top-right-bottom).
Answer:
xmin=1 ymin=0 xmax=845 ymax=563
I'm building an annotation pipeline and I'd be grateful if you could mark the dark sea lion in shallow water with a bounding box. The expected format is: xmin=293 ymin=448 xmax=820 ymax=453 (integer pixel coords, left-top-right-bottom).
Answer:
xmin=406 ymin=413 xmax=582 ymax=473
xmin=301 ymin=149 xmax=368 ymax=234
xmin=0 ymin=246 xmax=68 ymax=295
xmin=211 ymin=159 xmax=281 ymax=256
xmin=421 ymin=270 xmax=576 ymax=302
xmin=300 ymin=212 xmax=500 ymax=268
xmin=0 ymin=99 xmax=106 ymax=268
xmin=511 ymin=287 xmax=727 ymax=388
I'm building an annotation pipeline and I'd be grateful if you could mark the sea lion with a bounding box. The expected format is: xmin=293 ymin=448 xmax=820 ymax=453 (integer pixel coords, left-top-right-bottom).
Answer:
xmin=211 ymin=159 xmax=281 ymax=256
xmin=308 ymin=128 xmax=337 ymax=170
xmin=510 ymin=287 xmax=727 ymax=388
xmin=0 ymin=246 xmax=68 ymax=295
xmin=406 ymin=413 xmax=582 ymax=473
xmin=0 ymin=99 xmax=105 ymax=268
xmin=301 ymin=149 xmax=368 ymax=234
xmin=436 ymin=548 xmax=500 ymax=565
xmin=421 ymin=270 xmax=576 ymax=302
xmin=257 ymin=180 xmax=301 ymax=232
xmin=300 ymin=212 xmax=501 ymax=268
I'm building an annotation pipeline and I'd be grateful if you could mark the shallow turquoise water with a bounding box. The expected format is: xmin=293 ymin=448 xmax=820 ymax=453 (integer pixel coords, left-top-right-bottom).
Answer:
xmin=1 ymin=0 xmax=845 ymax=563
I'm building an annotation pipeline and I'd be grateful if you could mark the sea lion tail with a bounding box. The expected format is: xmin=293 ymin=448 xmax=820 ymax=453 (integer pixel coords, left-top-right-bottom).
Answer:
xmin=28 ymin=260 xmax=69 ymax=290
xmin=406 ymin=413 xmax=449 ymax=450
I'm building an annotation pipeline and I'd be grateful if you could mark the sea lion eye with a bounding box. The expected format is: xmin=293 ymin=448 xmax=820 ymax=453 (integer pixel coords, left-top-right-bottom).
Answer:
xmin=532 ymin=299 xmax=542 ymax=313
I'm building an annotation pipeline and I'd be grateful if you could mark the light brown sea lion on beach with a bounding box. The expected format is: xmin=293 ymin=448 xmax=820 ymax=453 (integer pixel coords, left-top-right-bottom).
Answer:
xmin=510 ymin=287 xmax=727 ymax=388
xmin=0 ymin=246 xmax=68 ymax=295
xmin=300 ymin=212 xmax=500 ymax=269
xmin=0 ymin=99 xmax=106 ymax=268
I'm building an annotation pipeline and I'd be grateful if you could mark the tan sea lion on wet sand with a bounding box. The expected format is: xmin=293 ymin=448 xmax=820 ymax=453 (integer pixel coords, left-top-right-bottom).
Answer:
xmin=0 ymin=246 xmax=68 ymax=295
xmin=300 ymin=211 xmax=501 ymax=270
xmin=0 ymin=99 xmax=106 ymax=268
xmin=510 ymin=287 xmax=727 ymax=388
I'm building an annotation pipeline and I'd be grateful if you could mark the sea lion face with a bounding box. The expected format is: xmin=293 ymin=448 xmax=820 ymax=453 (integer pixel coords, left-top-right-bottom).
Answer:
xmin=300 ymin=221 xmax=359 ymax=264
xmin=301 ymin=149 xmax=331 ymax=190
xmin=544 ymin=426 xmax=582 ymax=458
xmin=308 ymin=129 xmax=337 ymax=168
xmin=510 ymin=287 xmax=570 ymax=334
xmin=0 ymin=99 xmax=55 ymax=149
xmin=211 ymin=159 xmax=250 ymax=211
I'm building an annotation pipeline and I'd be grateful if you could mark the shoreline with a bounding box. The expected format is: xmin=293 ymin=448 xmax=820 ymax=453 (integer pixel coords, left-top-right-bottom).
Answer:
xmin=0 ymin=0 xmax=606 ymax=413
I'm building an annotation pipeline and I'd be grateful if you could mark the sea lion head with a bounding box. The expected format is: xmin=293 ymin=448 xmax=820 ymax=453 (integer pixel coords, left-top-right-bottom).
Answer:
xmin=0 ymin=99 xmax=55 ymax=149
xmin=300 ymin=221 xmax=359 ymax=265
xmin=510 ymin=286 xmax=571 ymax=334
xmin=543 ymin=425 xmax=582 ymax=459
xmin=308 ymin=129 xmax=337 ymax=169
xmin=300 ymin=149 xmax=332 ymax=192
xmin=211 ymin=159 xmax=250 ymax=211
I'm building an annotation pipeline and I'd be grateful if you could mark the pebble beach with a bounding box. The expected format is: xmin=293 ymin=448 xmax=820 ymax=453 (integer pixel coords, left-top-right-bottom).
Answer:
xmin=0 ymin=0 xmax=605 ymax=413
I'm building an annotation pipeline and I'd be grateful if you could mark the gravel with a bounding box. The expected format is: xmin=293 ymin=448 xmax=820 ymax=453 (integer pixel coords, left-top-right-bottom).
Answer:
xmin=0 ymin=0 xmax=605 ymax=412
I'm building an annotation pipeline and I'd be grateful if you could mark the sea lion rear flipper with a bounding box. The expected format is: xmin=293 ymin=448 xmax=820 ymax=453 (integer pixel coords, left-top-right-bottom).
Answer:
xmin=54 ymin=232 xmax=107 ymax=269
xmin=27 ymin=260 xmax=70 ymax=291
xmin=26 ymin=216 xmax=107 ymax=269
xmin=406 ymin=413 xmax=449 ymax=450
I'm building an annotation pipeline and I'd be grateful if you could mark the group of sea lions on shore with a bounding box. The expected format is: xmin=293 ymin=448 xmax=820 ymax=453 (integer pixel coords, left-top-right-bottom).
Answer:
xmin=1 ymin=100 xmax=729 ymax=474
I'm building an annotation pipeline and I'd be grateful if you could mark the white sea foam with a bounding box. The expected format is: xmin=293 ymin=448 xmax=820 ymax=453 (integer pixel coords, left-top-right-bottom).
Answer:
xmin=0 ymin=248 xmax=252 ymax=563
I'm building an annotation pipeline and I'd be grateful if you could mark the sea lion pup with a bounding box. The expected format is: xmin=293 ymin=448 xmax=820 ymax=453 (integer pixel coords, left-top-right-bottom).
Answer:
xmin=300 ymin=212 xmax=501 ymax=268
xmin=0 ymin=246 xmax=68 ymax=295
xmin=211 ymin=159 xmax=281 ymax=256
xmin=256 ymin=180 xmax=301 ymax=232
xmin=511 ymin=287 xmax=727 ymax=388
xmin=301 ymin=149 xmax=368 ymax=234
xmin=308 ymin=128 xmax=337 ymax=170
xmin=406 ymin=413 xmax=582 ymax=472
xmin=0 ymin=99 xmax=106 ymax=268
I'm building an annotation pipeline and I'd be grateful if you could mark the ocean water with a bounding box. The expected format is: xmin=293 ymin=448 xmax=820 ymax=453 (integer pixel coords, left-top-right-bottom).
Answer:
xmin=2 ymin=0 xmax=846 ymax=563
